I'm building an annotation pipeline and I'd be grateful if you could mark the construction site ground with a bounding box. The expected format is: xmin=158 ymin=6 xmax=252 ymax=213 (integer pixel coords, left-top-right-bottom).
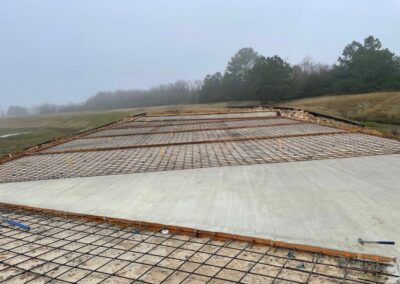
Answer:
xmin=0 ymin=109 xmax=399 ymax=283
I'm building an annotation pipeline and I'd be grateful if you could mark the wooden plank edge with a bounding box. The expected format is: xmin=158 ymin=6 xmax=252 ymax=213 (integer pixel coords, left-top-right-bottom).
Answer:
xmin=0 ymin=202 xmax=395 ymax=263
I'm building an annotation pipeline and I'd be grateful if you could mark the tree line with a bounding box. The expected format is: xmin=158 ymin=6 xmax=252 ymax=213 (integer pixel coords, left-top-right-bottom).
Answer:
xmin=4 ymin=35 xmax=400 ymax=117
xmin=200 ymin=36 xmax=400 ymax=103
xmin=4 ymin=80 xmax=201 ymax=117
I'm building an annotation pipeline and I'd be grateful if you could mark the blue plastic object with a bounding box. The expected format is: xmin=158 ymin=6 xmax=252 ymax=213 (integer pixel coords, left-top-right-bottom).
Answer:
xmin=1 ymin=219 xmax=30 ymax=231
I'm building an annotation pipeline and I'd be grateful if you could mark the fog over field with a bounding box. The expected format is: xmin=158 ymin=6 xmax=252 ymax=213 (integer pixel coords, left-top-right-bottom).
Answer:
xmin=1 ymin=0 xmax=399 ymax=116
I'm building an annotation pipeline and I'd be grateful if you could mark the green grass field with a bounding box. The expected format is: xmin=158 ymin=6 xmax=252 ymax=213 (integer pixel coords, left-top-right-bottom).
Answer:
xmin=0 ymin=110 xmax=137 ymax=157
xmin=279 ymin=91 xmax=400 ymax=138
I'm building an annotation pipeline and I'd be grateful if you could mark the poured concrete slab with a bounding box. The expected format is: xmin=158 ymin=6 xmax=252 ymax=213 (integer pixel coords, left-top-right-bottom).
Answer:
xmin=0 ymin=154 xmax=399 ymax=259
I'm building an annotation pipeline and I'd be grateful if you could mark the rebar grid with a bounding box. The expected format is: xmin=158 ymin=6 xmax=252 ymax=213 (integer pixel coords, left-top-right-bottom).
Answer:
xmin=1 ymin=133 xmax=399 ymax=183
xmin=43 ymin=124 xmax=342 ymax=153
xmin=85 ymin=118 xmax=300 ymax=138
xmin=0 ymin=207 xmax=397 ymax=284
xmin=135 ymin=112 xmax=277 ymax=122
xmin=112 ymin=116 xmax=283 ymax=129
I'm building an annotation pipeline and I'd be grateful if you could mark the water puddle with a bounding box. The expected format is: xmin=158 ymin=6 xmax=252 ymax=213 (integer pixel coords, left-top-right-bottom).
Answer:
xmin=0 ymin=132 xmax=29 ymax=138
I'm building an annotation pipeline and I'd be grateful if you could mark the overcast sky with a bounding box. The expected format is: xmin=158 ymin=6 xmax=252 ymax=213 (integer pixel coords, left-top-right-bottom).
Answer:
xmin=0 ymin=0 xmax=399 ymax=110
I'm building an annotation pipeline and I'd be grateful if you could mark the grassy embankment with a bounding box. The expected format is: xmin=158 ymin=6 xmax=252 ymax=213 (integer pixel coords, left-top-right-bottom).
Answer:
xmin=0 ymin=110 xmax=136 ymax=157
xmin=279 ymin=91 xmax=400 ymax=138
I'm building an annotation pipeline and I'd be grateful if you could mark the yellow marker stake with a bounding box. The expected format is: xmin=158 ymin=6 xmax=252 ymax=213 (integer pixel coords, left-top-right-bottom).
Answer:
xmin=278 ymin=139 xmax=282 ymax=150
xmin=66 ymin=157 xmax=73 ymax=167
xmin=159 ymin=148 xmax=165 ymax=157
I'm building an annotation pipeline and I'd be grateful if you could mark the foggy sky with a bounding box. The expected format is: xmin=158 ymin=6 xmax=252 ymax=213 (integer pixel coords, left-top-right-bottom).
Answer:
xmin=1 ymin=0 xmax=399 ymax=110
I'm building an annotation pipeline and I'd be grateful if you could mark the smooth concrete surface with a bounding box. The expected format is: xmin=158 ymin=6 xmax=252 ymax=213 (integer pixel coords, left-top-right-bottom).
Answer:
xmin=1 ymin=154 xmax=399 ymax=258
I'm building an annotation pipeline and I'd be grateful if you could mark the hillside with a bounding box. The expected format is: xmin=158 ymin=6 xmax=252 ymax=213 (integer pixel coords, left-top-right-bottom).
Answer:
xmin=279 ymin=91 xmax=400 ymax=138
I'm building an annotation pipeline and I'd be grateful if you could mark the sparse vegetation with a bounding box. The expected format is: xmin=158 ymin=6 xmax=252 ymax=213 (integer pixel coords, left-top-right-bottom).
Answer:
xmin=0 ymin=110 xmax=136 ymax=157
xmin=280 ymin=91 xmax=400 ymax=138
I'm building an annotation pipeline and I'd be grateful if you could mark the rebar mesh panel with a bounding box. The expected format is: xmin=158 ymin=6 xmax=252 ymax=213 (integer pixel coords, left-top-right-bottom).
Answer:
xmin=86 ymin=118 xmax=299 ymax=138
xmin=1 ymin=133 xmax=399 ymax=183
xmin=0 ymin=207 xmax=397 ymax=283
xmin=136 ymin=111 xmax=277 ymax=121
xmin=112 ymin=116 xmax=282 ymax=129
xmin=45 ymin=124 xmax=342 ymax=152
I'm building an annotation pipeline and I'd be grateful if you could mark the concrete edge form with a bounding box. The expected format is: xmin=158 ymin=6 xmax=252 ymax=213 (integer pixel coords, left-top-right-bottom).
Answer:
xmin=0 ymin=202 xmax=395 ymax=263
